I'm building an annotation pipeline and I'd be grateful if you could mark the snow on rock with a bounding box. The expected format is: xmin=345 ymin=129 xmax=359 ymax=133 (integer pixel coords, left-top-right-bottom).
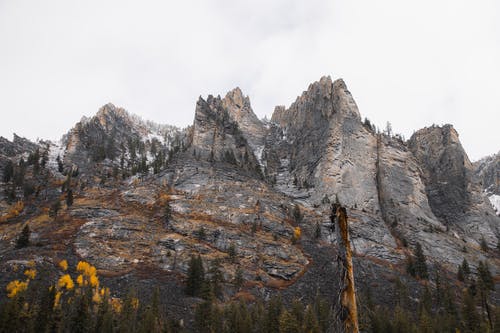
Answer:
xmin=489 ymin=194 xmax=500 ymax=216
xmin=47 ymin=140 xmax=65 ymax=172
xmin=254 ymin=145 xmax=265 ymax=168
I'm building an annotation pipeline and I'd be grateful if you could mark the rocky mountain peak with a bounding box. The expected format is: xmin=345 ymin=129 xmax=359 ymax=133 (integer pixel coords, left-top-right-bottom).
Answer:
xmin=223 ymin=88 xmax=253 ymax=121
xmin=93 ymin=103 xmax=133 ymax=130
xmin=222 ymin=87 xmax=267 ymax=151
xmin=332 ymin=78 xmax=361 ymax=120
xmin=270 ymin=76 xmax=361 ymax=131
xmin=191 ymin=92 xmax=262 ymax=174
xmin=408 ymin=124 xmax=480 ymax=225
xmin=223 ymin=87 xmax=247 ymax=108
xmin=410 ymin=124 xmax=472 ymax=169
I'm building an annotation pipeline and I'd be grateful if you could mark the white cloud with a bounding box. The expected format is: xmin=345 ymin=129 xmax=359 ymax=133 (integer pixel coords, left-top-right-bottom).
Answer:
xmin=0 ymin=0 xmax=498 ymax=160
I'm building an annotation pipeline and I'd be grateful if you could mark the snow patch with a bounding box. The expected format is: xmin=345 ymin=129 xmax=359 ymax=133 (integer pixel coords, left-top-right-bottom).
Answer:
xmin=254 ymin=145 xmax=265 ymax=168
xmin=489 ymin=195 xmax=500 ymax=216
xmin=47 ymin=140 xmax=65 ymax=172
xmin=145 ymin=132 xmax=166 ymax=145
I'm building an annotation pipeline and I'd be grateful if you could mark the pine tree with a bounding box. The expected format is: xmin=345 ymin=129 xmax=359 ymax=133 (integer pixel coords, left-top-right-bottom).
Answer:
xmin=41 ymin=149 xmax=48 ymax=168
xmin=292 ymin=205 xmax=302 ymax=223
xmin=185 ymin=255 xmax=205 ymax=297
xmin=23 ymin=182 xmax=35 ymax=198
xmin=478 ymin=260 xmax=494 ymax=329
xmin=302 ymin=305 xmax=320 ymax=333
xmin=69 ymin=290 xmax=92 ymax=333
xmin=414 ymin=242 xmax=429 ymax=279
xmin=494 ymin=306 xmax=500 ymax=333
xmin=315 ymin=222 xmax=321 ymax=239
xmin=50 ymin=200 xmax=62 ymax=219
xmin=56 ymin=155 xmax=64 ymax=173
xmin=478 ymin=261 xmax=494 ymax=291
xmin=481 ymin=237 xmax=489 ymax=252
xmin=234 ymin=267 xmax=244 ymax=290
xmin=265 ymin=295 xmax=283 ymax=333
xmin=313 ymin=293 xmax=331 ymax=332
xmin=194 ymin=300 xmax=214 ymax=333
xmin=14 ymin=158 xmax=25 ymax=186
xmin=290 ymin=299 xmax=304 ymax=328
xmin=419 ymin=308 xmax=433 ymax=333
xmin=385 ymin=121 xmax=393 ymax=137
xmin=279 ymin=309 xmax=300 ymax=333
xmin=458 ymin=265 xmax=465 ymax=282
xmin=164 ymin=202 xmax=171 ymax=224
xmin=33 ymin=148 xmax=40 ymax=174
xmin=16 ymin=224 xmax=30 ymax=248
xmin=139 ymin=306 xmax=157 ymax=333
xmin=462 ymin=289 xmax=480 ymax=333
xmin=227 ymin=242 xmax=237 ymax=262
xmin=34 ymin=285 xmax=56 ymax=333
xmin=66 ymin=189 xmax=74 ymax=207
xmin=208 ymin=259 xmax=224 ymax=300
xmin=3 ymin=160 xmax=14 ymax=183
xmin=393 ymin=305 xmax=414 ymax=333
xmin=94 ymin=293 xmax=114 ymax=333
xmin=119 ymin=290 xmax=139 ymax=333
xmin=462 ymin=258 xmax=471 ymax=277
xmin=321 ymin=194 xmax=330 ymax=205
xmin=196 ymin=226 xmax=206 ymax=240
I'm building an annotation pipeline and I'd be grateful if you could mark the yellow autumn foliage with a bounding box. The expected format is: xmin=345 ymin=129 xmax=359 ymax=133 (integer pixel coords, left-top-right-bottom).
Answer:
xmin=54 ymin=291 xmax=62 ymax=308
xmin=24 ymin=269 xmax=37 ymax=280
xmin=5 ymin=258 xmax=117 ymax=313
xmin=92 ymin=290 xmax=101 ymax=303
xmin=58 ymin=274 xmax=74 ymax=290
xmin=58 ymin=259 xmax=68 ymax=271
xmin=101 ymin=287 xmax=109 ymax=297
xmin=77 ymin=261 xmax=97 ymax=277
xmin=76 ymin=274 xmax=84 ymax=287
xmin=131 ymin=297 xmax=140 ymax=310
xmin=294 ymin=227 xmax=301 ymax=240
xmin=111 ymin=298 xmax=122 ymax=313
xmin=6 ymin=280 xmax=28 ymax=298
xmin=0 ymin=201 xmax=24 ymax=223
xmin=90 ymin=274 xmax=99 ymax=288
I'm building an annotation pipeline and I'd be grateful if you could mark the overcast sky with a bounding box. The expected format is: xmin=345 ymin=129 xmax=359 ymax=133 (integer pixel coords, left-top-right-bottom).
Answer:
xmin=0 ymin=0 xmax=498 ymax=160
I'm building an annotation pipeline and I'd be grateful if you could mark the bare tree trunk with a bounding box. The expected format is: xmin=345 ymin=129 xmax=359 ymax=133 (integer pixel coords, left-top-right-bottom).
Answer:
xmin=332 ymin=204 xmax=359 ymax=333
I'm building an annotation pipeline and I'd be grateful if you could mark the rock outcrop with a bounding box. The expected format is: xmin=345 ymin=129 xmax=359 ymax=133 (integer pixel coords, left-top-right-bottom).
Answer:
xmin=409 ymin=125 xmax=499 ymax=248
xmin=474 ymin=152 xmax=500 ymax=215
xmin=191 ymin=93 xmax=262 ymax=175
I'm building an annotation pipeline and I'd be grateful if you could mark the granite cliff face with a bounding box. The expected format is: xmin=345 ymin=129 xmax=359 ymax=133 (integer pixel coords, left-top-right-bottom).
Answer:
xmin=263 ymin=77 xmax=500 ymax=270
xmin=408 ymin=126 xmax=500 ymax=248
xmin=1 ymin=75 xmax=499 ymax=313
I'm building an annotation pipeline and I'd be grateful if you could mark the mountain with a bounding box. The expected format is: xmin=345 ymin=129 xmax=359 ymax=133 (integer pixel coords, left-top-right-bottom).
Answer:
xmin=1 ymin=75 xmax=499 ymax=331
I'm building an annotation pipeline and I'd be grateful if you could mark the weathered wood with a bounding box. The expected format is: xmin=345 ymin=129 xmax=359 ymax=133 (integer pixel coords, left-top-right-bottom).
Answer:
xmin=331 ymin=204 xmax=359 ymax=333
